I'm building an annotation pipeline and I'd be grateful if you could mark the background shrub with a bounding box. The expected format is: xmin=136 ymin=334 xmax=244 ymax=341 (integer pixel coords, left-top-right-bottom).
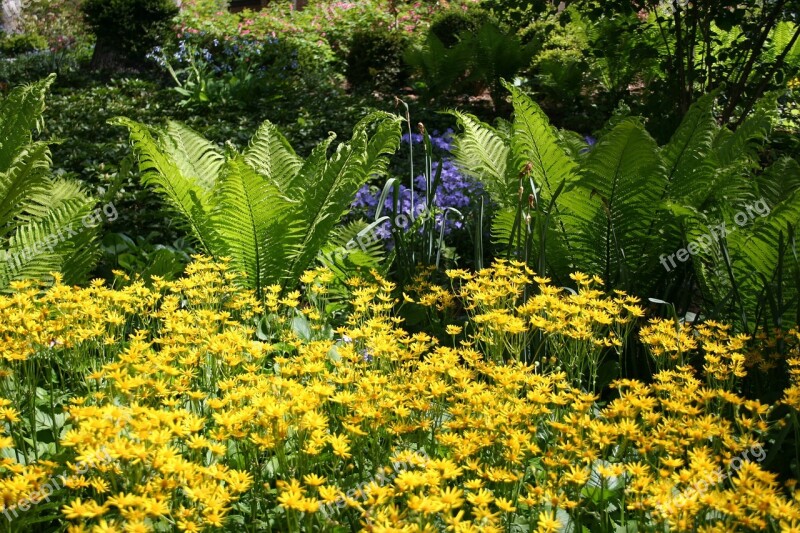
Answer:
xmin=428 ymin=7 xmax=487 ymax=47
xmin=82 ymin=0 xmax=178 ymax=68
xmin=345 ymin=28 xmax=410 ymax=93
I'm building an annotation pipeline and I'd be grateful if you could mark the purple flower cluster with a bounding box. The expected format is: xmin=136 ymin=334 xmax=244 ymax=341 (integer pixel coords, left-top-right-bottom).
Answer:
xmin=352 ymin=130 xmax=484 ymax=241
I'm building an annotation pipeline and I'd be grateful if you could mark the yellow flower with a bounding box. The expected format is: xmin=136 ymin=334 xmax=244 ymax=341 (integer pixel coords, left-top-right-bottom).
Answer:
xmin=446 ymin=325 xmax=463 ymax=335
xmin=62 ymin=498 xmax=107 ymax=520
xmin=536 ymin=510 xmax=562 ymax=533
xmin=303 ymin=473 xmax=327 ymax=487
xmin=495 ymin=497 xmax=516 ymax=513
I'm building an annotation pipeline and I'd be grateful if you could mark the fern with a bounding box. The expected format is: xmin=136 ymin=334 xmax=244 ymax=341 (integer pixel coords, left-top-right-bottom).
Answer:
xmin=0 ymin=75 xmax=53 ymax=172
xmin=110 ymin=117 xmax=221 ymax=256
xmin=243 ymin=120 xmax=302 ymax=190
xmin=452 ymin=84 xmax=800 ymax=329
xmin=119 ymin=114 xmax=401 ymax=295
xmin=713 ymin=95 xmax=777 ymax=168
xmin=319 ymin=219 xmax=389 ymax=275
xmin=0 ymin=76 xmax=100 ymax=290
xmin=213 ymin=155 xmax=295 ymax=295
xmin=506 ymin=83 xmax=579 ymax=202
xmin=164 ymin=121 xmax=225 ymax=193
xmin=283 ymin=130 xmax=370 ymax=285
xmin=758 ymin=157 xmax=800 ymax=206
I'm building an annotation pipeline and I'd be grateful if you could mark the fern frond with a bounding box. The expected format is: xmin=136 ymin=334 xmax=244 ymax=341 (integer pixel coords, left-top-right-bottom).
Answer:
xmin=449 ymin=110 xmax=512 ymax=205
xmin=505 ymin=83 xmax=579 ymax=202
xmin=113 ymin=117 xmax=220 ymax=255
xmin=4 ymin=179 xmax=98 ymax=286
xmin=0 ymin=74 xmax=54 ymax=173
xmin=0 ymin=142 xmax=51 ymax=236
xmin=319 ymin=219 xmax=388 ymax=275
xmin=284 ymin=134 xmax=336 ymax=200
xmin=768 ymin=21 xmax=800 ymax=67
xmin=758 ymin=157 xmax=800 ymax=206
xmin=164 ymin=121 xmax=225 ymax=193
xmin=489 ymin=207 xmax=517 ymax=258
xmin=284 ymin=130 xmax=371 ymax=285
xmin=662 ymin=93 xmax=718 ymax=205
xmin=713 ymin=95 xmax=776 ymax=167
xmin=557 ymin=129 xmax=592 ymax=160
xmin=573 ymin=118 xmax=667 ymax=284
xmin=243 ymin=120 xmax=302 ymax=191
xmin=212 ymin=155 xmax=298 ymax=295
xmin=282 ymin=115 xmax=400 ymax=286
xmin=357 ymin=112 xmax=403 ymax=182
xmin=504 ymin=83 xmax=594 ymax=273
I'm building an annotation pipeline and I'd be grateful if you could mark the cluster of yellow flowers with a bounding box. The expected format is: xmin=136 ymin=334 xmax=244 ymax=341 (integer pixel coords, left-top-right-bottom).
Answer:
xmin=0 ymin=258 xmax=797 ymax=532
xmin=640 ymin=318 xmax=750 ymax=390
xmin=425 ymin=261 xmax=642 ymax=390
xmin=779 ymin=329 xmax=800 ymax=412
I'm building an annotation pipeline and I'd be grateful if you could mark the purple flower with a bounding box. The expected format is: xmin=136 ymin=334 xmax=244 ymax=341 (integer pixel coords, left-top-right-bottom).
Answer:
xmin=350 ymin=131 xmax=484 ymax=242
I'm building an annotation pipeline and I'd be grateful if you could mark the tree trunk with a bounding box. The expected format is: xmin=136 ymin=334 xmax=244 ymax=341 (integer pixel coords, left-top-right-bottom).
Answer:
xmin=1 ymin=0 xmax=22 ymax=34
xmin=89 ymin=38 xmax=129 ymax=71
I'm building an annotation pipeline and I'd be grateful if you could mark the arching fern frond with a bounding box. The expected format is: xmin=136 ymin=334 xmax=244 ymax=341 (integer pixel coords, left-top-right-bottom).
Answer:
xmin=111 ymin=117 xmax=219 ymax=255
xmin=283 ymin=129 xmax=371 ymax=285
xmin=319 ymin=219 xmax=389 ymax=275
xmin=505 ymin=83 xmax=579 ymax=203
xmin=449 ymin=110 xmax=511 ymax=204
xmin=573 ymin=118 xmax=667 ymax=285
xmin=0 ymin=76 xmax=99 ymax=291
xmin=0 ymin=141 xmax=51 ymax=236
xmin=758 ymin=157 xmax=800 ymax=206
xmin=0 ymin=74 xmax=54 ymax=173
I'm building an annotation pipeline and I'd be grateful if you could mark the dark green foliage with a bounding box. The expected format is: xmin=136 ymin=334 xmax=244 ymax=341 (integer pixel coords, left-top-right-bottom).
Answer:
xmin=81 ymin=0 xmax=178 ymax=66
xmin=100 ymin=231 xmax=193 ymax=284
xmin=479 ymin=0 xmax=551 ymax=33
xmin=428 ymin=8 xmax=486 ymax=47
xmin=345 ymin=29 xmax=410 ymax=93
xmin=405 ymin=21 xmax=538 ymax=107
